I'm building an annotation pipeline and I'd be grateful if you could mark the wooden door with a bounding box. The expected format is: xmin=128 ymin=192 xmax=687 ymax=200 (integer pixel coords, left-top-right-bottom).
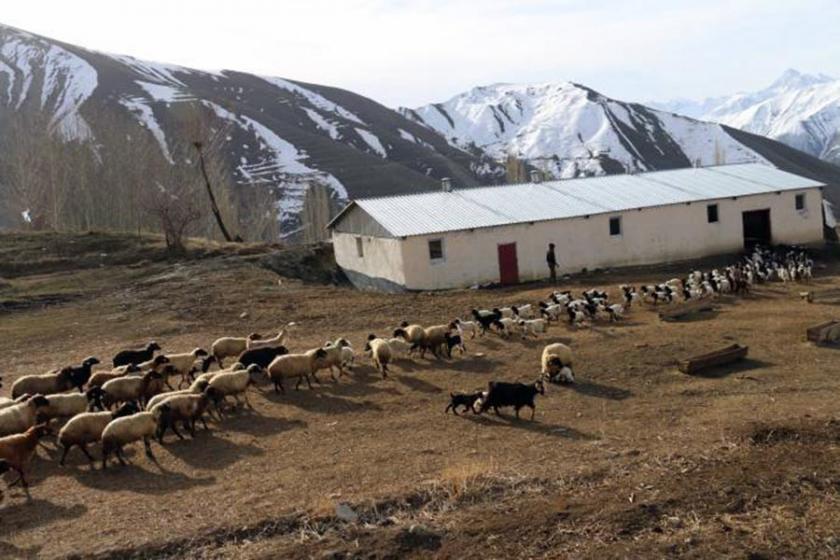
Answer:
xmin=742 ymin=209 xmax=771 ymax=249
xmin=497 ymin=243 xmax=519 ymax=285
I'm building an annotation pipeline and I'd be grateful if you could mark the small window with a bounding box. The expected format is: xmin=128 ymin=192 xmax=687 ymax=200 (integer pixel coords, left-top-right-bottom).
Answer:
xmin=609 ymin=216 xmax=622 ymax=236
xmin=355 ymin=236 xmax=364 ymax=258
xmin=707 ymin=204 xmax=719 ymax=223
xmin=428 ymin=239 xmax=444 ymax=261
xmin=795 ymin=193 xmax=805 ymax=211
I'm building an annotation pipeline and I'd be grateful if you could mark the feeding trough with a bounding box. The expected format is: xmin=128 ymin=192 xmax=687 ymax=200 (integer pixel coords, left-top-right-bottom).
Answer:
xmin=806 ymin=320 xmax=840 ymax=345
xmin=678 ymin=344 xmax=748 ymax=375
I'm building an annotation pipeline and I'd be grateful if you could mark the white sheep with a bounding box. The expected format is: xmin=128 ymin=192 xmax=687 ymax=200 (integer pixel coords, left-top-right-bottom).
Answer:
xmin=364 ymin=336 xmax=392 ymax=377
xmin=314 ymin=338 xmax=352 ymax=381
xmin=512 ymin=304 xmax=535 ymax=319
xmin=267 ymin=348 xmax=328 ymax=392
xmin=161 ymin=348 xmax=209 ymax=388
xmin=517 ymin=318 xmax=548 ymax=338
xmin=102 ymin=370 xmax=165 ymax=407
xmin=450 ymin=319 xmax=477 ymax=339
xmin=541 ymin=343 xmax=575 ymax=384
xmin=245 ymin=324 xmax=293 ymax=350
xmin=205 ymin=364 xmax=265 ymax=412
xmin=57 ymin=402 xmax=140 ymax=466
xmin=0 ymin=395 xmax=51 ymax=437
xmin=0 ymin=394 xmax=30 ymax=412
xmin=100 ymin=411 xmax=160 ymax=468
xmin=11 ymin=370 xmax=74 ymax=399
xmin=87 ymin=364 xmax=142 ymax=388
xmin=211 ymin=333 xmax=261 ymax=367
xmin=144 ymin=378 xmax=211 ymax=411
xmin=493 ymin=317 xmax=517 ymax=338
xmin=149 ymin=393 xmax=214 ymax=441
xmin=39 ymin=388 xmax=107 ymax=422
xmin=386 ymin=337 xmax=413 ymax=359
xmin=340 ymin=346 xmax=356 ymax=370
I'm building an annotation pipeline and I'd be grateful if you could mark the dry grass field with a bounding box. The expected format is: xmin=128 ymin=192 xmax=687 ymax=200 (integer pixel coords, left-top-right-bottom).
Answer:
xmin=3 ymin=232 xmax=840 ymax=559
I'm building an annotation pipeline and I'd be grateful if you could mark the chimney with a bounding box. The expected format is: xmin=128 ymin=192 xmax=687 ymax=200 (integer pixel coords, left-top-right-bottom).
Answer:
xmin=530 ymin=170 xmax=541 ymax=184
xmin=441 ymin=177 xmax=452 ymax=192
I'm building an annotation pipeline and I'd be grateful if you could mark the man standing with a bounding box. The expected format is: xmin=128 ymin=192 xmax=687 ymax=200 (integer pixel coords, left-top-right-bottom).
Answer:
xmin=546 ymin=243 xmax=558 ymax=284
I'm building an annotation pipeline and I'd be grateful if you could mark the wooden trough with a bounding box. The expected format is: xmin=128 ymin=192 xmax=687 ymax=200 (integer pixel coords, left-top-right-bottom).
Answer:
xmin=659 ymin=299 xmax=717 ymax=322
xmin=678 ymin=344 xmax=749 ymax=375
xmin=800 ymin=288 xmax=840 ymax=305
xmin=806 ymin=320 xmax=840 ymax=344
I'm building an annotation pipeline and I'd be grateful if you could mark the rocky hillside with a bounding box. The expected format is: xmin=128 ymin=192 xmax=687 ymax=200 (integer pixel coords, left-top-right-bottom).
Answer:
xmin=0 ymin=24 xmax=502 ymax=236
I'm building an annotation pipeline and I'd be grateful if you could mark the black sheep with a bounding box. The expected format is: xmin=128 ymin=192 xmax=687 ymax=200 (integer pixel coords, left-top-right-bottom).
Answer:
xmin=471 ymin=309 xmax=500 ymax=336
xmin=479 ymin=379 xmax=545 ymax=420
xmin=445 ymin=333 xmax=466 ymax=358
xmin=113 ymin=342 xmax=161 ymax=368
xmin=62 ymin=357 xmax=100 ymax=392
xmin=445 ymin=391 xmax=483 ymax=415
xmin=238 ymin=345 xmax=289 ymax=369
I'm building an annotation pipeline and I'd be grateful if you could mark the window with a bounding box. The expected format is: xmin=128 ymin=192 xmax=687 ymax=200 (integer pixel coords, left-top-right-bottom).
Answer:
xmin=795 ymin=193 xmax=805 ymax=211
xmin=428 ymin=239 xmax=444 ymax=261
xmin=355 ymin=236 xmax=364 ymax=258
xmin=609 ymin=216 xmax=622 ymax=236
xmin=707 ymin=204 xmax=719 ymax=223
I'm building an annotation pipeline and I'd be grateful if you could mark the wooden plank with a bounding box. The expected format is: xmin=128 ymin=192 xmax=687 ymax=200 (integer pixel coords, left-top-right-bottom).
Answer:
xmin=806 ymin=320 xmax=840 ymax=344
xmin=678 ymin=344 xmax=749 ymax=375
xmin=659 ymin=299 xmax=717 ymax=322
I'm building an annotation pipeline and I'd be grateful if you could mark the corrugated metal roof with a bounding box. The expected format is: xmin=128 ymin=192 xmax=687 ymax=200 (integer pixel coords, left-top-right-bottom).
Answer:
xmin=328 ymin=163 xmax=824 ymax=238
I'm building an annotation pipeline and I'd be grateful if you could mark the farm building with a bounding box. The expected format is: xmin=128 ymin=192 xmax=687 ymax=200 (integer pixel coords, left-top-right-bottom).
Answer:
xmin=327 ymin=163 xmax=826 ymax=291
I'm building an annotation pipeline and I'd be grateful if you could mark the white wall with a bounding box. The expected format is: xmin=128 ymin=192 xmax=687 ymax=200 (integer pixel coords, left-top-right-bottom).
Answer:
xmin=336 ymin=189 xmax=824 ymax=290
xmin=333 ymin=232 xmax=407 ymax=289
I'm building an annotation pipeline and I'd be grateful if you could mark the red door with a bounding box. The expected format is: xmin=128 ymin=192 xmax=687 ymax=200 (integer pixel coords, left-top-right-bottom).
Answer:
xmin=497 ymin=243 xmax=519 ymax=285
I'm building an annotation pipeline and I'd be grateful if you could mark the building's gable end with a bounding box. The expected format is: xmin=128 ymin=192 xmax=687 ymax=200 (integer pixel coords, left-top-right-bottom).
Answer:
xmin=331 ymin=205 xmax=395 ymax=238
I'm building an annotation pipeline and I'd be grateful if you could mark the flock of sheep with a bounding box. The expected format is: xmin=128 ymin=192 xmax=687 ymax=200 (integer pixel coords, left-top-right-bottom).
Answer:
xmin=0 ymin=245 xmax=814 ymax=501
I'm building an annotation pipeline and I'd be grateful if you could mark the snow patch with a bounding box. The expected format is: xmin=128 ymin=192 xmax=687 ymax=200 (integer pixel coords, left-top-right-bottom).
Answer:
xmin=304 ymin=108 xmax=341 ymax=140
xmin=119 ymin=97 xmax=174 ymax=163
xmin=355 ymin=128 xmax=387 ymax=158
xmin=261 ymin=76 xmax=365 ymax=125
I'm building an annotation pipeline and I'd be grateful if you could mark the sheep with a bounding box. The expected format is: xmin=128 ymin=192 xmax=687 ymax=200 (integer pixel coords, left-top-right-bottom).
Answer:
xmin=0 ymin=424 xmax=51 ymax=495
xmin=541 ymin=343 xmax=574 ymax=384
xmin=445 ymin=391 xmax=483 ymax=415
xmin=57 ymin=402 xmax=140 ymax=466
xmin=491 ymin=318 xmax=517 ymax=338
xmin=144 ymin=378 xmax=212 ymax=411
xmin=314 ymin=338 xmax=353 ymax=381
xmin=471 ymin=309 xmax=500 ymax=335
xmin=413 ymin=325 xmax=450 ymax=359
xmin=386 ymin=337 xmax=413 ymax=359
xmin=340 ymin=346 xmax=356 ymax=370
xmin=237 ymin=345 xmax=289 ymax=369
xmin=393 ymin=322 xmax=425 ymax=348
xmin=162 ymin=348 xmax=209 ymax=389
xmin=100 ymin=411 xmax=159 ymax=468
xmin=180 ymin=355 xmax=217 ymax=388
xmin=39 ymin=387 xmax=107 ymax=422
xmin=0 ymin=394 xmax=30 ymax=412
xmin=112 ymin=342 xmax=161 ymax=368
xmin=135 ymin=354 xmax=171 ymax=372
xmin=11 ymin=369 xmax=74 ymax=399
xmin=102 ymin=370 xmax=165 ymax=408
xmin=364 ymin=335 xmax=392 ymax=378
xmin=87 ymin=364 xmax=142 ymax=388
xmin=538 ymin=302 xmax=564 ymax=321
xmin=445 ymin=333 xmax=466 ymax=358
xmin=61 ymin=357 xmax=101 ymax=392
xmin=517 ymin=318 xmax=548 ymax=338
xmin=150 ymin=393 xmax=214 ymax=442
xmin=267 ymin=349 xmax=328 ymax=393
xmin=245 ymin=324 xmax=293 ymax=350
xmin=511 ymin=304 xmax=535 ymax=319
xmin=0 ymin=395 xmax=51 ymax=437
xmin=204 ymin=364 xmax=265 ymax=413
xmin=478 ymin=379 xmax=545 ymax=420
xmin=493 ymin=307 xmax=516 ymax=319
xmin=211 ymin=333 xmax=261 ymax=367
xmin=450 ymin=318 xmax=477 ymax=339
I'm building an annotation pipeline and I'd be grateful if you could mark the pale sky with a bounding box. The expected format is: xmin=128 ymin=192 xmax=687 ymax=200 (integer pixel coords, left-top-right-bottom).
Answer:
xmin=3 ymin=0 xmax=839 ymax=108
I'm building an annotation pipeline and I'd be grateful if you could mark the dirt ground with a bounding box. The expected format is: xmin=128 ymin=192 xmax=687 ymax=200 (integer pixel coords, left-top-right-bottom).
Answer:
xmin=3 ymin=232 xmax=840 ymax=559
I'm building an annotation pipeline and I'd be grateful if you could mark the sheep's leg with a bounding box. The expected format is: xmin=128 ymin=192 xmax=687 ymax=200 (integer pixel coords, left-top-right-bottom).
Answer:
xmin=445 ymin=404 xmax=453 ymax=414
xmin=529 ymin=405 xmax=535 ymax=421
xmin=274 ymin=380 xmax=285 ymax=394
xmin=116 ymin=446 xmax=128 ymax=466
xmin=242 ymin=392 xmax=254 ymax=410
xmin=143 ymin=437 xmax=156 ymax=461
xmin=78 ymin=443 xmax=95 ymax=465
xmin=170 ymin=422 xmax=185 ymax=440
xmin=185 ymin=419 xmax=196 ymax=438
xmin=295 ymin=376 xmax=302 ymax=390
xmin=494 ymin=406 xmax=502 ymax=417
xmin=198 ymin=415 xmax=209 ymax=430
xmin=515 ymin=406 xmax=521 ymax=420
xmin=163 ymin=377 xmax=175 ymax=391
xmin=59 ymin=444 xmax=72 ymax=466
xmin=305 ymin=373 xmax=314 ymax=390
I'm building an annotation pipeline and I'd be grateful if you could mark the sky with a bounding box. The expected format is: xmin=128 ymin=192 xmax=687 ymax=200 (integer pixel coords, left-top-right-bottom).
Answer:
xmin=2 ymin=0 xmax=840 ymax=108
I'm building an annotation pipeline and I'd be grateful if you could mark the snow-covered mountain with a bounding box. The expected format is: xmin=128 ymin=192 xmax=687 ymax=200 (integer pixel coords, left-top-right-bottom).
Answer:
xmin=401 ymin=82 xmax=772 ymax=178
xmin=0 ymin=24 xmax=502 ymax=236
xmin=652 ymin=70 xmax=840 ymax=165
